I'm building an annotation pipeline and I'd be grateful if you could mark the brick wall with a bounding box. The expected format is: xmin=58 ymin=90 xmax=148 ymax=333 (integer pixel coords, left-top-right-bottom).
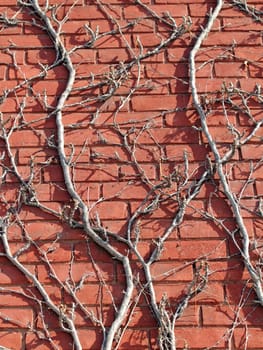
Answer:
xmin=0 ymin=0 xmax=262 ymax=349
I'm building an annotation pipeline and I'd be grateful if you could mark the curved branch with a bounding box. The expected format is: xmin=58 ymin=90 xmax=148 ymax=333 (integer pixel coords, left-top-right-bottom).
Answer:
xmin=189 ymin=0 xmax=263 ymax=305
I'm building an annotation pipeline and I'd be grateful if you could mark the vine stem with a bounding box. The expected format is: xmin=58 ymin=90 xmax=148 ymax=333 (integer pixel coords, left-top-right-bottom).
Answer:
xmin=0 ymin=229 xmax=82 ymax=350
xmin=23 ymin=1 xmax=135 ymax=349
xmin=189 ymin=0 xmax=263 ymax=305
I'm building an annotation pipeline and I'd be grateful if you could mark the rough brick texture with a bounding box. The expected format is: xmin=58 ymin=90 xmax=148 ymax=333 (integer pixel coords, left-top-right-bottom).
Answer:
xmin=0 ymin=0 xmax=262 ymax=349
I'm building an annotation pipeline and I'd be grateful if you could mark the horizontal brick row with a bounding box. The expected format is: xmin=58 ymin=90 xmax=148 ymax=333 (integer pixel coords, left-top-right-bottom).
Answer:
xmin=0 ymin=1 xmax=262 ymax=349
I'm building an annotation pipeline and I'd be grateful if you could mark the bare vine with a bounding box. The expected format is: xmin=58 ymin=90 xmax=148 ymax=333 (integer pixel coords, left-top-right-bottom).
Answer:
xmin=0 ymin=0 xmax=262 ymax=349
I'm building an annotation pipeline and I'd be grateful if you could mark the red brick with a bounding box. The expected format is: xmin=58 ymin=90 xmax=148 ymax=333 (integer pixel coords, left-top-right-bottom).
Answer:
xmin=130 ymin=127 xmax=198 ymax=144
xmin=24 ymin=222 xmax=85 ymax=241
xmin=163 ymin=327 xmax=227 ymax=348
xmin=18 ymin=204 xmax=60 ymax=221
xmin=156 ymin=0 xmax=208 ymax=2
xmin=0 ymin=0 xmax=18 ymax=3
xmin=215 ymin=62 xmax=247 ymax=78
xmin=222 ymin=180 xmax=255 ymax=198
xmin=0 ymin=183 xmax=20 ymax=202
xmin=131 ymin=18 xmax=156 ymax=33
xmin=74 ymin=63 xmax=112 ymax=78
xmin=154 ymin=282 xmax=223 ymax=305
xmin=32 ymin=80 xmax=66 ymax=96
xmin=5 ymin=165 xmax=41 ymax=183
xmin=128 ymin=78 xmax=169 ymax=95
xmin=202 ymin=305 xmax=235 ymax=326
xmin=78 ymin=328 xmax=102 ymax=349
xmin=145 ymin=63 xmax=186 ymax=79
xmin=0 ymin=263 xmax=30 ymax=285
xmin=91 ymin=145 xmax=160 ymax=163
xmin=90 ymin=145 xmax=130 ymax=163
xmin=167 ymin=47 xmax=190 ymax=62
xmin=249 ymin=63 xmax=263 ymax=78
xmin=206 ymin=110 xmax=237 ymax=126
xmin=74 ymin=183 xmax=101 ymax=201
xmin=153 ymin=283 xmax=185 ymax=301
xmin=102 ymin=182 xmax=148 ymax=200
xmin=255 ymin=180 xmax=263 ymax=196
xmin=1 ymin=96 xmax=44 ymax=113
xmin=0 ymin=97 xmax=18 ymax=112
xmin=195 ymin=77 xmax=237 ymax=93
xmin=98 ymin=48 xmax=136 ymax=63
xmin=93 ymin=34 xmax=132 ymax=49
xmin=129 ymin=219 xmax=176 ymax=239
xmin=123 ymin=4 xmax=188 ymax=19
xmin=119 ymin=164 xmax=156 ymax=180
xmin=238 ymin=78 xmax=263 ymax=94
xmin=170 ymin=78 xmax=190 ymax=94
xmin=194 ymin=282 xmax=225 ymax=304
xmin=223 ymin=16 xmax=263 ymax=31
xmin=1 ymin=1 xmax=263 ymax=347
xmin=133 ymin=32 xmax=172 ymax=48
xmin=43 ymin=164 xmax=119 ymax=182
xmin=224 ymin=282 xmax=256 ymax=305
xmin=189 ymin=3 xmax=218 ymax=17
xmin=0 ymin=307 xmax=33 ymax=328
xmin=18 ymin=148 xmax=58 ymax=165
xmin=118 ymin=329 xmax=149 ymax=349
xmin=132 ymin=95 xmax=191 ymax=111
xmin=128 ymin=306 xmax=158 ymax=327
xmin=137 ymin=238 xmax=227 ymax=262
xmin=208 ymin=259 xmax=251 ymax=282
xmin=0 ymin=332 xmax=22 ymax=349
xmin=16 ymin=112 xmax=56 ymax=129
xmin=65 ymin=4 xmax=121 ymax=19
xmin=13 ymin=241 xmax=72 ymax=263
xmin=233 ymin=162 xmax=263 ymax=180
xmin=70 ymin=283 xmax=124 ymax=305
xmin=0 ymin=50 xmax=24 ymax=66
xmin=233 ymin=327 xmax=263 ymax=349
xmin=201 ymin=126 xmax=237 ymax=143
xmin=70 ymin=49 xmax=96 ymax=64
xmin=89 ymin=200 xmax=128 ymax=220
xmin=0 ymin=35 xmax=52 ymax=49
xmin=150 ymin=262 xmax=193 ymax=282
xmin=240 ymin=199 xmax=259 ymax=218
xmin=166 ymin=144 xmax=208 ymax=161
xmin=26 ymin=49 xmax=56 ymax=65
xmin=75 ymin=163 xmax=118 ymax=182
xmin=235 ymin=47 xmax=263 ymax=61
xmin=180 ymin=220 xmax=227 ymax=239
xmin=221 ymin=4 xmax=263 ymax=17
xmin=0 ymin=288 xmax=34 ymax=306
xmin=37 ymin=262 xmax=114 ymax=284
xmin=0 ymin=65 xmax=7 ymax=81
xmin=26 ymin=331 xmax=73 ymax=350
xmin=203 ymin=31 xmax=261 ymax=46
